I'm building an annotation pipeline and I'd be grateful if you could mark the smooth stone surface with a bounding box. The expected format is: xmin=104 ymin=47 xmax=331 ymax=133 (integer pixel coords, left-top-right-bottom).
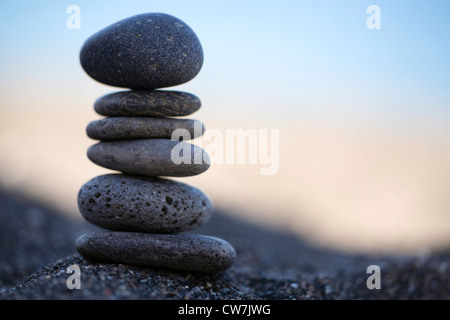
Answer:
xmin=80 ymin=13 xmax=203 ymax=89
xmin=87 ymin=139 xmax=210 ymax=177
xmin=78 ymin=174 xmax=213 ymax=233
xmin=87 ymin=117 xmax=204 ymax=141
xmin=76 ymin=232 xmax=236 ymax=273
xmin=94 ymin=90 xmax=201 ymax=117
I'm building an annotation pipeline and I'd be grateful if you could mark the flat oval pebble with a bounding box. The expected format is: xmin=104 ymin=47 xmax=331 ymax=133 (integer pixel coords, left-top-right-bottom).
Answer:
xmin=87 ymin=117 xmax=204 ymax=141
xmin=87 ymin=139 xmax=210 ymax=177
xmin=76 ymin=232 xmax=236 ymax=273
xmin=78 ymin=174 xmax=213 ymax=233
xmin=94 ymin=90 xmax=201 ymax=117
xmin=80 ymin=13 xmax=203 ymax=89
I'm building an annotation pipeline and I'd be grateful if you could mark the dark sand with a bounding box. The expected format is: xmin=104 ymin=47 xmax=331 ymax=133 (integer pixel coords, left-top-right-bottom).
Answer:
xmin=0 ymin=189 xmax=449 ymax=300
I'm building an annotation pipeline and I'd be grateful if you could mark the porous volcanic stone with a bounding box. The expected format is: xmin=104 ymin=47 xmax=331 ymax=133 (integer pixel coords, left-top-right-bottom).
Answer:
xmin=86 ymin=117 xmax=204 ymax=141
xmin=87 ymin=139 xmax=210 ymax=177
xmin=94 ymin=90 xmax=201 ymax=117
xmin=80 ymin=13 xmax=203 ymax=89
xmin=78 ymin=174 xmax=213 ymax=233
xmin=76 ymin=231 xmax=236 ymax=273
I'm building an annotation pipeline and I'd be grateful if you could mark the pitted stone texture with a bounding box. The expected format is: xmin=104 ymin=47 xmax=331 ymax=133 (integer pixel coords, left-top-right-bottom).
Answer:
xmin=87 ymin=117 xmax=204 ymax=141
xmin=80 ymin=13 xmax=203 ymax=89
xmin=77 ymin=174 xmax=213 ymax=233
xmin=87 ymin=139 xmax=210 ymax=177
xmin=76 ymin=231 xmax=236 ymax=273
xmin=94 ymin=90 xmax=201 ymax=117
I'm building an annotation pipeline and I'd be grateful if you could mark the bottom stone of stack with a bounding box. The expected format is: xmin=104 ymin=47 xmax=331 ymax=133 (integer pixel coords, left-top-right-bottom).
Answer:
xmin=76 ymin=231 xmax=236 ymax=273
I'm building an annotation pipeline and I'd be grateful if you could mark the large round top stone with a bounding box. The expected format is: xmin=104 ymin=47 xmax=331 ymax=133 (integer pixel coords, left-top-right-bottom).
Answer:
xmin=80 ymin=13 xmax=203 ymax=89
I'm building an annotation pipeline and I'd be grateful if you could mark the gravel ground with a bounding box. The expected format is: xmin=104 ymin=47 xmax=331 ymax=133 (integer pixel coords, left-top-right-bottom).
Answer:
xmin=0 ymin=189 xmax=449 ymax=300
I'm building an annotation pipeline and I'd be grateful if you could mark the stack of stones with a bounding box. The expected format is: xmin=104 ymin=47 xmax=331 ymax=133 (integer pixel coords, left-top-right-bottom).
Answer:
xmin=75 ymin=13 xmax=236 ymax=273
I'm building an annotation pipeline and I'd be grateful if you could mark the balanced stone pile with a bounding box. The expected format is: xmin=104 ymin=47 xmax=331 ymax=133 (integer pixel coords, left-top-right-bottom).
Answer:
xmin=75 ymin=13 xmax=236 ymax=273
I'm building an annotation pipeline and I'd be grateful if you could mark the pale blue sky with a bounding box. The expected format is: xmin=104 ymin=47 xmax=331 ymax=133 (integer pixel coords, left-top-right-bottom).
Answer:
xmin=0 ymin=0 xmax=449 ymax=135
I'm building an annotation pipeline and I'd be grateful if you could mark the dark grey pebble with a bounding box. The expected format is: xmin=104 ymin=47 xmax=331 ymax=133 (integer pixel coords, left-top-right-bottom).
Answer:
xmin=76 ymin=232 xmax=236 ymax=273
xmin=87 ymin=139 xmax=210 ymax=177
xmin=87 ymin=117 xmax=204 ymax=141
xmin=78 ymin=174 xmax=213 ymax=233
xmin=94 ymin=90 xmax=201 ymax=117
xmin=80 ymin=13 xmax=203 ymax=89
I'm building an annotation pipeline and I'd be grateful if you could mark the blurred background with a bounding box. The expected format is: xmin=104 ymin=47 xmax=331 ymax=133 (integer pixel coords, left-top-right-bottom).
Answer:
xmin=1 ymin=0 xmax=449 ymax=254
